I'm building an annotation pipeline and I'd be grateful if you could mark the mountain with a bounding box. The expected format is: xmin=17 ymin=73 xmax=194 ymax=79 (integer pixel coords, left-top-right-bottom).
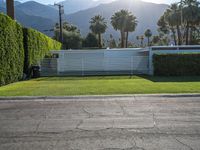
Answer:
xmin=15 ymin=1 xmax=63 ymax=22
xmin=58 ymin=0 xmax=114 ymax=14
xmin=0 ymin=0 xmax=21 ymax=8
xmin=0 ymin=6 xmax=55 ymax=37
xmin=0 ymin=0 xmax=168 ymax=42
xmin=66 ymin=0 xmax=168 ymax=42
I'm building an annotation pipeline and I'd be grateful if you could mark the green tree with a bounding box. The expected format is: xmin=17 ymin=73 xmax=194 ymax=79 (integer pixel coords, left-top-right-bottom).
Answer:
xmin=158 ymin=0 xmax=200 ymax=45
xmin=109 ymin=34 xmax=117 ymax=48
xmin=144 ymin=29 xmax=152 ymax=46
xmin=54 ymin=22 xmax=82 ymax=49
xmin=83 ymin=33 xmax=98 ymax=48
xmin=182 ymin=0 xmax=200 ymax=44
xmin=111 ymin=9 xmax=137 ymax=48
xmin=89 ymin=15 xmax=107 ymax=48
xmin=124 ymin=13 xmax=137 ymax=48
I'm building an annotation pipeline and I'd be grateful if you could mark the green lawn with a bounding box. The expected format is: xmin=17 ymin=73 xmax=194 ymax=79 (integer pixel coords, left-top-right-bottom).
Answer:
xmin=0 ymin=76 xmax=200 ymax=96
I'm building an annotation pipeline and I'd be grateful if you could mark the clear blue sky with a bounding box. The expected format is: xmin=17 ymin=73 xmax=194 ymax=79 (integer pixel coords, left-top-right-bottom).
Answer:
xmin=17 ymin=0 xmax=180 ymax=5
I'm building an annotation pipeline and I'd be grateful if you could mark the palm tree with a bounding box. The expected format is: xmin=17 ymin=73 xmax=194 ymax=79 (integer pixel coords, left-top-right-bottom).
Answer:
xmin=90 ymin=15 xmax=107 ymax=48
xmin=167 ymin=3 xmax=182 ymax=45
xmin=144 ymin=29 xmax=152 ymax=46
xmin=6 ymin=0 xmax=14 ymax=19
xmin=140 ymin=36 xmax=144 ymax=47
xmin=124 ymin=14 xmax=137 ymax=48
xmin=111 ymin=10 xmax=131 ymax=48
xmin=182 ymin=0 xmax=200 ymax=44
xmin=136 ymin=36 xmax=140 ymax=47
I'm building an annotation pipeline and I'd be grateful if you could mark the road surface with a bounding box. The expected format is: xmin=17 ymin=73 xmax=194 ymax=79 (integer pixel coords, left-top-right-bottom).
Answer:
xmin=0 ymin=95 xmax=200 ymax=150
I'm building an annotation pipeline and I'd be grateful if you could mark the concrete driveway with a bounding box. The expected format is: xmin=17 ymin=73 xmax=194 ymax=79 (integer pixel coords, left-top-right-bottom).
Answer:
xmin=0 ymin=95 xmax=200 ymax=150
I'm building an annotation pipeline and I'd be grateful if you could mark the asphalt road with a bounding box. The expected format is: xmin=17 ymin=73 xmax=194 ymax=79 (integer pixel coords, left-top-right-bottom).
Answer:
xmin=0 ymin=95 xmax=200 ymax=150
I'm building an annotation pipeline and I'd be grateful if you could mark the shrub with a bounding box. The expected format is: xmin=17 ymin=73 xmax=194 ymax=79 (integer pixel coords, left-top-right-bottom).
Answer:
xmin=23 ymin=28 xmax=62 ymax=75
xmin=0 ymin=13 xmax=61 ymax=85
xmin=0 ymin=13 xmax=24 ymax=86
xmin=153 ymin=53 xmax=200 ymax=76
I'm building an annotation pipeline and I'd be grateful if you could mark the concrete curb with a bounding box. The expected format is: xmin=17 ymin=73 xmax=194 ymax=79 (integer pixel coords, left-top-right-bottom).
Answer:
xmin=0 ymin=94 xmax=200 ymax=100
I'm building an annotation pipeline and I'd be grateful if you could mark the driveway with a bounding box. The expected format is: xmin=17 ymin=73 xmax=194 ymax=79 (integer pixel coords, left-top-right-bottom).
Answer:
xmin=0 ymin=95 xmax=200 ymax=150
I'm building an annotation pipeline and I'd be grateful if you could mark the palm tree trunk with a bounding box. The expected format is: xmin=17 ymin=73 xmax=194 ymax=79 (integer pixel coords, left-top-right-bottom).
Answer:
xmin=98 ymin=33 xmax=102 ymax=48
xmin=171 ymin=29 xmax=177 ymax=45
xmin=126 ymin=31 xmax=129 ymax=48
xmin=176 ymin=25 xmax=181 ymax=45
xmin=6 ymin=0 xmax=15 ymax=19
xmin=147 ymin=37 xmax=150 ymax=46
xmin=120 ymin=31 xmax=125 ymax=48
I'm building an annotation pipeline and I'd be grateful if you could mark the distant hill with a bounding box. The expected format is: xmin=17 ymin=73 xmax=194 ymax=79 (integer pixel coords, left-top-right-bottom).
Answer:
xmin=58 ymin=0 xmax=114 ymax=14
xmin=0 ymin=0 xmax=168 ymax=42
xmin=66 ymin=0 xmax=168 ymax=43
xmin=15 ymin=1 xmax=65 ymax=22
xmin=0 ymin=6 xmax=55 ymax=37
xmin=0 ymin=0 xmax=21 ymax=8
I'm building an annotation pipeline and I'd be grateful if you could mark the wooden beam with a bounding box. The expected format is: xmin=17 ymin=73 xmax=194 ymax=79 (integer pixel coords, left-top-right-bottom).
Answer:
xmin=6 ymin=0 xmax=14 ymax=19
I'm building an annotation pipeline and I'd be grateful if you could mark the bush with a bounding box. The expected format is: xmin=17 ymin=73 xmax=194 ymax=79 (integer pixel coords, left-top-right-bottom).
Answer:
xmin=153 ymin=53 xmax=200 ymax=76
xmin=0 ymin=13 xmax=61 ymax=85
xmin=0 ymin=13 xmax=24 ymax=86
xmin=23 ymin=28 xmax=62 ymax=75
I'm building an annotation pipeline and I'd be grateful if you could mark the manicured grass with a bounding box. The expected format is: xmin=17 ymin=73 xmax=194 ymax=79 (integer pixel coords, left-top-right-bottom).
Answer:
xmin=0 ymin=76 xmax=200 ymax=96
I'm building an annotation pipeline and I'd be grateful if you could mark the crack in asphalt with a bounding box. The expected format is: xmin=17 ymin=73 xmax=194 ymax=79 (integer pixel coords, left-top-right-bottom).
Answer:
xmin=174 ymin=137 xmax=194 ymax=150
xmin=82 ymin=108 xmax=94 ymax=118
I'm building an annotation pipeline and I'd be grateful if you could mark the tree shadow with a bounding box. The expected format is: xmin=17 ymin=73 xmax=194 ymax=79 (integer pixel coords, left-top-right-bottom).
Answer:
xmin=139 ymin=75 xmax=200 ymax=83
xmin=33 ymin=75 xmax=200 ymax=82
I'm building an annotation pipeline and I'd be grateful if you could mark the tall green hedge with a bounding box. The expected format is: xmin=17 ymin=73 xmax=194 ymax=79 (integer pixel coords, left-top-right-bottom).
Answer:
xmin=23 ymin=28 xmax=61 ymax=75
xmin=0 ymin=13 xmax=61 ymax=86
xmin=0 ymin=13 xmax=24 ymax=86
xmin=153 ymin=54 xmax=200 ymax=76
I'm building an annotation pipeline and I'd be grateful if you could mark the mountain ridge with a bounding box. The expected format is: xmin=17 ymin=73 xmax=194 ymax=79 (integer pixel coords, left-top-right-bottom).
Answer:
xmin=0 ymin=0 xmax=169 ymax=42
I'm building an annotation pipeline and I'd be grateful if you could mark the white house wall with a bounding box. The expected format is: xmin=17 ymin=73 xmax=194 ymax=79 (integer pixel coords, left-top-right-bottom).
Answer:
xmin=54 ymin=49 xmax=149 ymax=75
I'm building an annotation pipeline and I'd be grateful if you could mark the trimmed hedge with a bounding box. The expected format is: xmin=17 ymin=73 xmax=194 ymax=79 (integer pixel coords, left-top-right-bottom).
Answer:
xmin=153 ymin=54 xmax=200 ymax=76
xmin=0 ymin=13 xmax=61 ymax=86
xmin=23 ymin=28 xmax=61 ymax=75
xmin=0 ymin=13 xmax=24 ymax=86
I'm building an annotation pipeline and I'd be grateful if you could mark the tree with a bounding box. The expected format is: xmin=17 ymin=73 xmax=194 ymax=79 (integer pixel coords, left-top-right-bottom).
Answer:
xmin=158 ymin=0 xmax=200 ymax=45
xmin=124 ymin=14 xmax=137 ymax=48
xmin=90 ymin=15 xmax=107 ymax=48
xmin=83 ymin=33 xmax=98 ymax=48
xmin=111 ymin=9 xmax=137 ymax=48
xmin=144 ymin=29 xmax=152 ymax=46
xmin=62 ymin=31 xmax=82 ymax=49
xmin=54 ymin=22 xmax=82 ymax=49
xmin=182 ymin=0 xmax=200 ymax=44
xmin=140 ymin=35 xmax=144 ymax=47
xmin=136 ymin=36 xmax=140 ymax=47
xmin=109 ymin=34 xmax=117 ymax=48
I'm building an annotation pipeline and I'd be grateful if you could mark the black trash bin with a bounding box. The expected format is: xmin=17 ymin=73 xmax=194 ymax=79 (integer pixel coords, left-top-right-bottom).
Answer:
xmin=32 ymin=66 xmax=40 ymax=78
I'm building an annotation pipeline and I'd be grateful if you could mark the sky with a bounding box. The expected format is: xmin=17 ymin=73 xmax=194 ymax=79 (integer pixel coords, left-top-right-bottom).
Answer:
xmin=16 ymin=0 xmax=179 ymax=5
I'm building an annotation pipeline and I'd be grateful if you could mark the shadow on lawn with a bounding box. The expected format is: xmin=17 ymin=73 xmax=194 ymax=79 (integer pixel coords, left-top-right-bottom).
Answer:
xmin=140 ymin=75 xmax=200 ymax=83
xmin=34 ymin=75 xmax=140 ymax=81
xmin=34 ymin=75 xmax=200 ymax=83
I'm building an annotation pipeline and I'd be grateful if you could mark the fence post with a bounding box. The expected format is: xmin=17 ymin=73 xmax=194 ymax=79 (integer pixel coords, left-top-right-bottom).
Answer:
xmin=82 ymin=57 xmax=84 ymax=76
xmin=149 ymin=47 xmax=154 ymax=75
xmin=131 ymin=56 xmax=133 ymax=76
